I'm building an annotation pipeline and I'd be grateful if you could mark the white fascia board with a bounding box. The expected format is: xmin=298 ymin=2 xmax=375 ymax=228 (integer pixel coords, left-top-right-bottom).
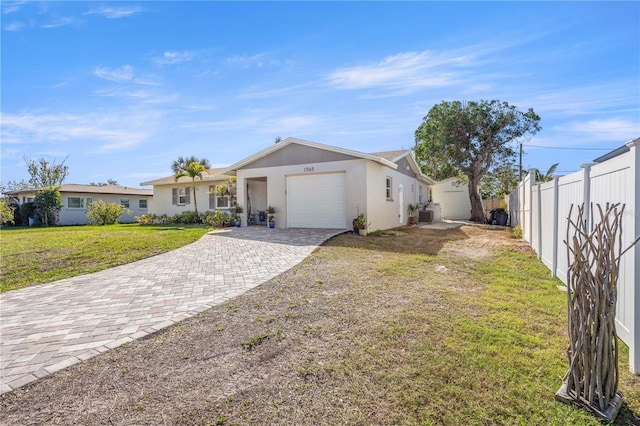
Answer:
xmin=222 ymin=137 xmax=398 ymax=173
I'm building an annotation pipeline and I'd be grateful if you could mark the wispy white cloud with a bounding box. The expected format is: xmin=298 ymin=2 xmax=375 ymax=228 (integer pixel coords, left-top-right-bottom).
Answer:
xmin=560 ymin=118 xmax=639 ymax=142
xmin=1 ymin=110 xmax=163 ymax=152
xmin=3 ymin=21 xmax=24 ymax=31
xmin=523 ymin=81 xmax=639 ymax=117
xmin=154 ymin=51 xmax=194 ymax=65
xmin=94 ymin=65 xmax=135 ymax=82
xmin=2 ymin=1 xmax=28 ymax=15
xmin=42 ymin=16 xmax=76 ymax=29
xmin=86 ymin=6 xmax=145 ymax=19
xmin=226 ymin=53 xmax=284 ymax=69
xmin=327 ymin=50 xmax=470 ymax=92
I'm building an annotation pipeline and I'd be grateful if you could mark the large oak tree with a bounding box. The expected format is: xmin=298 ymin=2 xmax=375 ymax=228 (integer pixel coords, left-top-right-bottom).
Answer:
xmin=414 ymin=100 xmax=541 ymax=222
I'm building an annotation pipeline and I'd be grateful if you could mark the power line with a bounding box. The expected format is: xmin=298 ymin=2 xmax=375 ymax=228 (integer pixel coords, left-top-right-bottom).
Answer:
xmin=523 ymin=144 xmax=611 ymax=151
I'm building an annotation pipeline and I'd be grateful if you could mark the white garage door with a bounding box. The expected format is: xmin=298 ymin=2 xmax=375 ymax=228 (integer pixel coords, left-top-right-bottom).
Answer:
xmin=287 ymin=173 xmax=346 ymax=229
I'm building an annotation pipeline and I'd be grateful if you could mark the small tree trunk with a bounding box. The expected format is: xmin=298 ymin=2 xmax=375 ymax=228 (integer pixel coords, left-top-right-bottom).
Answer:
xmin=192 ymin=178 xmax=199 ymax=216
xmin=468 ymin=177 xmax=484 ymax=222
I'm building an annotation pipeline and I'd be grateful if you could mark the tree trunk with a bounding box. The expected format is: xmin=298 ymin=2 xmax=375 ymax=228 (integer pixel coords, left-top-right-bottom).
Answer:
xmin=192 ymin=179 xmax=199 ymax=216
xmin=468 ymin=177 xmax=485 ymax=222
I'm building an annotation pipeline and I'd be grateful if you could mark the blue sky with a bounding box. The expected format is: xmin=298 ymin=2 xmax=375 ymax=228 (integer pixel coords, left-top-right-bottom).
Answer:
xmin=2 ymin=1 xmax=639 ymax=188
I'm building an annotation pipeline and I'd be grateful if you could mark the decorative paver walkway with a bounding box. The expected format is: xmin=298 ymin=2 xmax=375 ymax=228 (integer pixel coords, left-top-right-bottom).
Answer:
xmin=0 ymin=227 xmax=344 ymax=394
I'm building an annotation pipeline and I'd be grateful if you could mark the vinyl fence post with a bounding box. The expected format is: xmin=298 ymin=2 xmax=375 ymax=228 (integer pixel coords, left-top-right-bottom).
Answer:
xmin=537 ymin=182 xmax=542 ymax=260
xmin=626 ymin=138 xmax=640 ymax=375
xmin=581 ymin=163 xmax=594 ymax=231
xmin=551 ymin=176 xmax=559 ymax=278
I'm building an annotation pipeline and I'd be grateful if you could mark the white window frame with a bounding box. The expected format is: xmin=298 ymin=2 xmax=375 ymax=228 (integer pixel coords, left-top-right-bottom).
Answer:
xmin=214 ymin=185 xmax=230 ymax=209
xmin=385 ymin=177 xmax=393 ymax=201
xmin=120 ymin=198 xmax=130 ymax=208
xmin=68 ymin=197 xmax=93 ymax=209
xmin=178 ymin=188 xmax=186 ymax=205
xmin=139 ymin=199 xmax=148 ymax=209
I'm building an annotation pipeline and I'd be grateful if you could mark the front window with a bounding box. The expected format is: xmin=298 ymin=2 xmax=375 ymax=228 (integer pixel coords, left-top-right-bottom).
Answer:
xmin=120 ymin=198 xmax=130 ymax=208
xmin=386 ymin=177 xmax=393 ymax=201
xmin=178 ymin=188 xmax=186 ymax=205
xmin=139 ymin=199 xmax=148 ymax=209
xmin=68 ymin=197 xmax=92 ymax=208
xmin=214 ymin=185 xmax=230 ymax=208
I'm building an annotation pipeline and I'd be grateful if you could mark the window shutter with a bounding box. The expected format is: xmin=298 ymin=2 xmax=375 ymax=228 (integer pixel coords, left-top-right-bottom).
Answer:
xmin=185 ymin=187 xmax=191 ymax=204
xmin=209 ymin=186 xmax=215 ymax=209
xmin=172 ymin=188 xmax=178 ymax=205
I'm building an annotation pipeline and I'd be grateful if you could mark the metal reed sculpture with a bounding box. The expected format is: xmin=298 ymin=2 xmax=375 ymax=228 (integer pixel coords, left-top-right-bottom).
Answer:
xmin=556 ymin=203 xmax=639 ymax=421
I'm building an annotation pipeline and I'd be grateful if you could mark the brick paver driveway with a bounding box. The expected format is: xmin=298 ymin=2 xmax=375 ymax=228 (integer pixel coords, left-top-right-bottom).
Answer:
xmin=0 ymin=227 xmax=344 ymax=394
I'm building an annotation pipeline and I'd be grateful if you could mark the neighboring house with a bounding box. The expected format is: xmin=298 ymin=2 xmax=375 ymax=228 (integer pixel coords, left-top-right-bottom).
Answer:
xmin=140 ymin=168 xmax=236 ymax=216
xmin=220 ymin=137 xmax=435 ymax=230
xmin=430 ymin=177 xmax=474 ymax=220
xmin=5 ymin=184 xmax=153 ymax=225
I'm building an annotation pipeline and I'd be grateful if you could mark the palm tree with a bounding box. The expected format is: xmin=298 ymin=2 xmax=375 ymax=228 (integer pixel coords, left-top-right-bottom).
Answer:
xmin=535 ymin=163 xmax=559 ymax=183
xmin=171 ymin=156 xmax=211 ymax=216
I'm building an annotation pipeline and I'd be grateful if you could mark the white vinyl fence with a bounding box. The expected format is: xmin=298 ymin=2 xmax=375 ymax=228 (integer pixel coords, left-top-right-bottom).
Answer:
xmin=509 ymin=139 xmax=640 ymax=374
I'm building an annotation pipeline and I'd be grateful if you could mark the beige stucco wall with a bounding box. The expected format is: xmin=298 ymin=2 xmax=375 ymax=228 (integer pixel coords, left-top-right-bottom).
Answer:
xmin=430 ymin=178 xmax=473 ymax=220
xmin=236 ymin=158 xmax=423 ymax=231
xmin=149 ymin=179 xmax=229 ymax=217
xmin=365 ymin=161 xmax=420 ymax=231
xmin=236 ymin=159 xmax=369 ymax=229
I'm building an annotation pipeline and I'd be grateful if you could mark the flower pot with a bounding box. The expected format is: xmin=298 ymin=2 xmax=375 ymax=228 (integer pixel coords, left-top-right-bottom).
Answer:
xmin=268 ymin=221 xmax=275 ymax=229
xmin=235 ymin=220 xmax=241 ymax=227
xmin=358 ymin=228 xmax=368 ymax=236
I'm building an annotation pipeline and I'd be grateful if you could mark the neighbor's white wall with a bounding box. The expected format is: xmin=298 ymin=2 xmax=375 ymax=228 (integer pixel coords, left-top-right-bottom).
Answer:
xmin=59 ymin=193 xmax=152 ymax=225
xmin=430 ymin=178 xmax=473 ymax=220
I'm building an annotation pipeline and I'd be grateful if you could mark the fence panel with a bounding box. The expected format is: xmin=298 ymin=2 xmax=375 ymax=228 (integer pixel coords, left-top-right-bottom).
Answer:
xmin=509 ymin=140 xmax=638 ymax=374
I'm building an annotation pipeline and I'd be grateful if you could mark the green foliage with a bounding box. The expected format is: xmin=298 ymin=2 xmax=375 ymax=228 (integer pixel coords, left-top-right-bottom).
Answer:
xmin=480 ymin=161 xmax=519 ymax=199
xmin=214 ymin=176 xmax=237 ymax=207
xmin=512 ymin=225 xmax=523 ymax=239
xmin=34 ymin=187 xmax=62 ymax=226
xmin=0 ymin=199 xmax=16 ymax=225
xmin=172 ymin=156 xmax=211 ymax=216
xmin=202 ymin=210 xmax=234 ymax=228
xmin=535 ymin=163 xmax=559 ymax=183
xmin=414 ymin=100 xmax=541 ymax=221
xmin=170 ymin=210 xmax=201 ymax=224
xmin=19 ymin=202 xmax=36 ymax=225
xmin=354 ymin=213 xmax=368 ymax=229
xmin=0 ymin=179 xmax=29 ymax=194
xmin=25 ymin=157 xmax=69 ymax=188
xmin=87 ymin=200 xmax=129 ymax=225
xmin=136 ymin=214 xmax=171 ymax=225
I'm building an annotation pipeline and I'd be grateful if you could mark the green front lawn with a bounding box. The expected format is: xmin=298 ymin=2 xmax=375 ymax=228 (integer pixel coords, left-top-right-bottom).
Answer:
xmin=0 ymin=224 xmax=210 ymax=292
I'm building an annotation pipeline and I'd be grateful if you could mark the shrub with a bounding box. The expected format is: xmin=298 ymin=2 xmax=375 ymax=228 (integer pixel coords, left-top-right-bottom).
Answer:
xmin=203 ymin=210 xmax=234 ymax=228
xmin=510 ymin=225 xmax=523 ymax=239
xmin=0 ymin=199 xmax=16 ymax=226
xmin=135 ymin=214 xmax=157 ymax=225
xmin=34 ymin=187 xmax=62 ymax=226
xmin=87 ymin=200 xmax=129 ymax=225
xmin=171 ymin=210 xmax=201 ymax=224
xmin=19 ymin=202 xmax=37 ymax=226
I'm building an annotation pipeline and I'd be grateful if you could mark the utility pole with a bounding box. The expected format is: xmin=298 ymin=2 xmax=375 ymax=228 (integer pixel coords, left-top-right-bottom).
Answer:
xmin=519 ymin=142 xmax=523 ymax=181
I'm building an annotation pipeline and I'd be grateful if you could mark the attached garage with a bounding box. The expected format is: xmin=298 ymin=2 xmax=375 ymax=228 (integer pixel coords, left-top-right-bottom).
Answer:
xmin=287 ymin=173 xmax=346 ymax=229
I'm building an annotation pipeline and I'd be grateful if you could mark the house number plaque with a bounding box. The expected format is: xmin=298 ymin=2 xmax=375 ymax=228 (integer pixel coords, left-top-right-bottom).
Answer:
xmin=304 ymin=167 xmax=315 ymax=172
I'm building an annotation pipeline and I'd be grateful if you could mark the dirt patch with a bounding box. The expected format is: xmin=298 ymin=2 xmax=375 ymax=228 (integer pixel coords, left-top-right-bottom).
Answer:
xmin=0 ymin=225 xmax=600 ymax=425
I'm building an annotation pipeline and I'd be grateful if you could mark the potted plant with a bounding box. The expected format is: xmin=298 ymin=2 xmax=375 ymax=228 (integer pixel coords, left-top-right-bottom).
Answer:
xmin=408 ymin=203 xmax=419 ymax=225
xmin=233 ymin=205 xmax=243 ymax=227
xmin=267 ymin=205 xmax=276 ymax=229
xmin=355 ymin=213 xmax=369 ymax=236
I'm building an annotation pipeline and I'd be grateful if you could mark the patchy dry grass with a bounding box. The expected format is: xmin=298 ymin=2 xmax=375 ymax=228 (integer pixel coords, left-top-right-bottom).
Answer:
xmin=1 ymin=225 xmax=638 ymax=425
xmin=0 ymin=224 xmax=209 ymax=292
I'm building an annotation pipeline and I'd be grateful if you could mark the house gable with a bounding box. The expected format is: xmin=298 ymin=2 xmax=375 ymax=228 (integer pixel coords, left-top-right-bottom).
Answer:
xmin=240 ymin=143 xmax=360 ymax=170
